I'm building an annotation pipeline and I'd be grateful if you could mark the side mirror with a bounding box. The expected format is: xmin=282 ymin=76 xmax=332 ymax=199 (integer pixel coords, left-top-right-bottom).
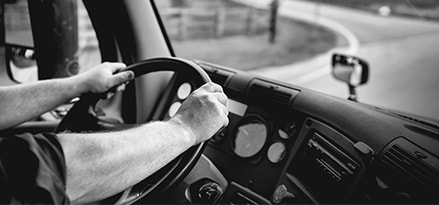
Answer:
xmin=331 ymin=53 xmax=369 ymax=101
xmin=5 ymin=45 xmax=38 ymax=84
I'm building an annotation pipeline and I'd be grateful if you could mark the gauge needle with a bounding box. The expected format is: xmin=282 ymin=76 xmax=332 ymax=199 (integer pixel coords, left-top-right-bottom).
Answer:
xmin=241 ymin=128 xmax=249 ymax=136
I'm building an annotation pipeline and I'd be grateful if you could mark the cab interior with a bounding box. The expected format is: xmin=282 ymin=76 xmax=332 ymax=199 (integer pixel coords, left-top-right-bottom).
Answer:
xmin=1 ymin=0 xmax=438 ymax=204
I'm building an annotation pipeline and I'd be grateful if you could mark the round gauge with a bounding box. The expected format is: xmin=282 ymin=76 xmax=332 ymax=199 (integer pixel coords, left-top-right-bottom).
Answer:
xmin=232 ymin=116 xmax=268 ymax=158
xmin=267 ymin=142 xmax=286 ymax=163
xmin=168 ymin=102 xmax=182 ymax=117
xmin=278 ymin=129 xmax=289 ymax=139
xmin=177 ymin=83 xmax=192 ymax=100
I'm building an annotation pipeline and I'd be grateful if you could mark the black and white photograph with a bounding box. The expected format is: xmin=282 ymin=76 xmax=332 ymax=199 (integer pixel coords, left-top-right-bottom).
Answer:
xmin=0 ymin=0 xmax=438 ymax=204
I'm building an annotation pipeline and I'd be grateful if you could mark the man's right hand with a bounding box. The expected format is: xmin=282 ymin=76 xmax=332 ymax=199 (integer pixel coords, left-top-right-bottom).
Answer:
xmin=171 ymin=82 xmax=229 ymax=145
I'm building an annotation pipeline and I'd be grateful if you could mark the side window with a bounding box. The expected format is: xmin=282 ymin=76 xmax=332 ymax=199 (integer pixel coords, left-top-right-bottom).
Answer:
xmin=1 ymin=0 xmax=35 ymax=84
xmin=77 ymin=1 xmax=100 ymax=73
xmin=0 ymin=0 xmax=101 ymax=85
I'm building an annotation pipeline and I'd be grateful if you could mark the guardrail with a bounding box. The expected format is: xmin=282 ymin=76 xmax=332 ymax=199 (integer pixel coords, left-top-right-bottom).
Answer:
xmin=160 ymin=8 xmax=270 ymax=40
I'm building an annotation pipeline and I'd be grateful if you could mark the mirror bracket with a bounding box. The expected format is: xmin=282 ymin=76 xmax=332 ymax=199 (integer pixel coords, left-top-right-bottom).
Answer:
xmin=348 ymin=85 xmax=357 ymax=101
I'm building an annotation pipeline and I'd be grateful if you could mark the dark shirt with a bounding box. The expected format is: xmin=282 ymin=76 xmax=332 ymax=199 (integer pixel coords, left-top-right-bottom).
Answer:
xmin=0 ymin=133 xmax=69 ymax=204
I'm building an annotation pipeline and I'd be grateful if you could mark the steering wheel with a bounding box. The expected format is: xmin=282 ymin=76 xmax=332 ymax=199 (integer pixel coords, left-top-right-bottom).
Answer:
xmin=56 ymin=57 xmax=211 ymax=204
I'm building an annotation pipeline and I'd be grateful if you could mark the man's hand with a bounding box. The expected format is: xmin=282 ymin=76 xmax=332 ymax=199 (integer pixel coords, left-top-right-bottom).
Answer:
xmin=73 ymin=62 xmax=135 ymax=96
xmin=171 ymin=82 xmax=229 ymax=145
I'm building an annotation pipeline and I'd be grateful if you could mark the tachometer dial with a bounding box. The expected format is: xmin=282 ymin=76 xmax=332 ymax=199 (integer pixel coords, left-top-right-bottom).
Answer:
xmin=231 ymin=116 xmax=268 ymax=158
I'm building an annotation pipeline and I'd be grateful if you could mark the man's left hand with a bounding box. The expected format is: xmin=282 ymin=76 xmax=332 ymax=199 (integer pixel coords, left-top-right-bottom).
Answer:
xmin=74 ymin=62 xmax=135 ymax=97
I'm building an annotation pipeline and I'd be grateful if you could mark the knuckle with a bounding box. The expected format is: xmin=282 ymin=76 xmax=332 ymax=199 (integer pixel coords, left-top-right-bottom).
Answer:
xmin=205 ymin=94 xmax=217 ymax=103
xmin=204 ymin=82 xmax=215 ymax=89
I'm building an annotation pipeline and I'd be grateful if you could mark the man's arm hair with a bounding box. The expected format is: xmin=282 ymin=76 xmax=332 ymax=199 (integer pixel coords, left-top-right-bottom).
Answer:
xmin=0 ymin=63 xmax=133 ymax=130
xmin=58 ymin=119 xmax=194 ymax=204
xmin=0 ymin=78 xmax=84 ymax=130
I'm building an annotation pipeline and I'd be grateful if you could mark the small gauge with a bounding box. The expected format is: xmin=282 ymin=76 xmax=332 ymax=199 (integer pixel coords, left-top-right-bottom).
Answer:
xmin=267 ymin=142 xmax=286 ymax=163
xmin=278 ymin=129 xmax=289 ymax=139
xmin=278 ymin=122 xmax=297 ymax=139
xmin=168 ymin=102 xmax=182 ymax=117
xmin=177 ymin=82 xmax=192 ymax=100
xmin=231 ymin=116 xmax=268 ymax=158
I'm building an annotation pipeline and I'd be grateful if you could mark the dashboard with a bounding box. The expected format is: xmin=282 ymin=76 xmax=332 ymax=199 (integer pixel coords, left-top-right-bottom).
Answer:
xmin=159 ymin=60 xmax=439 ymax=204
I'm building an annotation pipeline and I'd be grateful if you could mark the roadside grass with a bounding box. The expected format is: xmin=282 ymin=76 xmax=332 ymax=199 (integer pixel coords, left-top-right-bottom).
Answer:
xmin=172 ymin=17 xmax=345 ymax=70
xmin=158 ymin=0 xmax=345 ymax=70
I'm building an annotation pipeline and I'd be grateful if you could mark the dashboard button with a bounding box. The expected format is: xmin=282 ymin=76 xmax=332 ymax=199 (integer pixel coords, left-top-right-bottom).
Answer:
xmin=278 ymin=129 xmax=289 ymax=139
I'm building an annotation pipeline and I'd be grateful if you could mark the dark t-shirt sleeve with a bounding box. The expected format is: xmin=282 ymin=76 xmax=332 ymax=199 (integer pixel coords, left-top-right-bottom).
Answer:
xmin=0 ymin=133 xmax=69 ymax=204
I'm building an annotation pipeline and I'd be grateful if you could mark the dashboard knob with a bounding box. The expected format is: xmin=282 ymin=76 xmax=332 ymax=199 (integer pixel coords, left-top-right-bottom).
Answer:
xmin=353 ymin=141 xmax=374 ymax=163
xmin=272 ymin=184 xmax=296 ymax=204
xmin=197 ymin=182 xmax=223 ymax=203
xmin=186 ymin=179 xmax=223 ymax=204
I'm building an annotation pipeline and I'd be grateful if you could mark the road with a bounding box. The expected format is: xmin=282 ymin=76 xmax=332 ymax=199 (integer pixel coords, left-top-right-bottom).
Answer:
xmin=238 ymin=0 xmax=439 ymax=122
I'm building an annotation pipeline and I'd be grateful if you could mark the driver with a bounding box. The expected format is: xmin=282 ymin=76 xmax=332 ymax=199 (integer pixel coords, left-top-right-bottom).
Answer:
xmin=0 ymin=62 xmax=229 ymax=204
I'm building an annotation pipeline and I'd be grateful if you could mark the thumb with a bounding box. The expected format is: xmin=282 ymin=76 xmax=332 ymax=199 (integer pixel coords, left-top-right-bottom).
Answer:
xmin=111 ymin=71 xmax=135 ymax=87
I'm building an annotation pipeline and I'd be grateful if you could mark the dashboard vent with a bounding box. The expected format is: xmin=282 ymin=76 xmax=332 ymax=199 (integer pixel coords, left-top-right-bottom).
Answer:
xmin=248 ymin=81 xmax=297 ymax=106
xmin=382 ymin=145 xmax=439 ymax=186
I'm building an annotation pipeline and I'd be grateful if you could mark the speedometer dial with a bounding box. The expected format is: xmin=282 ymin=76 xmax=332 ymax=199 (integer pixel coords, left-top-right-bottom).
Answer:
xmin=231 ymin=116 xmax=268 ymax=158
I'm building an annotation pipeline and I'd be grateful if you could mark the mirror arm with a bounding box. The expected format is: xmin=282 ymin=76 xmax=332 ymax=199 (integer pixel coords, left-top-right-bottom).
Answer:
xmin=348 ymin=85 xmax=357 ymax=102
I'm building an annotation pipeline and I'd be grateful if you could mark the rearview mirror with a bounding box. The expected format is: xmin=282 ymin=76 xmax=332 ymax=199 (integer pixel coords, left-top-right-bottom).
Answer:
xmin=331 ymin=53 xmax=368 ymax=86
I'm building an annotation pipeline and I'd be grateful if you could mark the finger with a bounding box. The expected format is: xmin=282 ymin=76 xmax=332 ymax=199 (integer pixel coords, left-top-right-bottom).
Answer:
xmin=116 ymin=83 xmax=126 ymax=92
xmin=223 ymin=113 xmax=230 ymax=127
xmin=211 ymin=93 xmax=229 ymax=118
xmin=219 ymin=103 xmax=229 ymax=117
xmin=106 ymin=62 xmax=127 ymax=73
xmin=210 ymin=82 xmax=224 ymax=93
xmin=105 ymin=92 xmax=115 ymax=99
xmin=213 ymin=92 xmax=228 ymax=106
xmin=112 ymin=71 xmax=135 ymax=86
xmin=202 ymin=82 xmax=224 ymax=93
xmin=219 ymin=107 xmax=230 ymax=127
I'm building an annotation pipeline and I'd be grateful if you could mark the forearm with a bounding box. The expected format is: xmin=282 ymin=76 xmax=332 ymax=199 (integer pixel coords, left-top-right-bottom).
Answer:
xmin=0 ymin=62 xmax=133 ymax=131
xmin=0 ymin=77 xmax=85 ymax=130
xmin=57 ymin=118 xmax=195 ymax=204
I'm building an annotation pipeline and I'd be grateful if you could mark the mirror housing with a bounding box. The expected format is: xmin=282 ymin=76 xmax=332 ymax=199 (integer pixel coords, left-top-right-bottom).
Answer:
xmin=332 ymin=53 xmax=369 ymax=86
xmin=5 ymin=45 xmax=38 ymax=84
xmin=331 ymin=53 xmax=369 ymax=101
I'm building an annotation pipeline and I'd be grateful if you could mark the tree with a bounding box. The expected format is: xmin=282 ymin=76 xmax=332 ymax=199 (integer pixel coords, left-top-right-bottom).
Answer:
xmin=269 ymin=0 xmax=279 ymax=43
xmin=171 ymin=0 xmax=187 ymax=8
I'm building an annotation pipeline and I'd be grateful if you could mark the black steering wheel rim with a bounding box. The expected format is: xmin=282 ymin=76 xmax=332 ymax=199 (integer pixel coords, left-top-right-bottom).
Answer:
xmin=56 ymin=57 xmax=211 ymax=204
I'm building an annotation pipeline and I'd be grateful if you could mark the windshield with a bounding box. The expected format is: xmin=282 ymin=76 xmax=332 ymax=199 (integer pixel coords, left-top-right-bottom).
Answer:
xmin=156 ymin=0 xmax=439 ymax=122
